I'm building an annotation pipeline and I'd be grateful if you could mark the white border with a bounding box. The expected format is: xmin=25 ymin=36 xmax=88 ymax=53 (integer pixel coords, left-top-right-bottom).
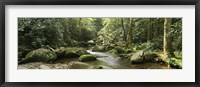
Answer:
xmin=5 ymin=5 xmax=195 ymax=82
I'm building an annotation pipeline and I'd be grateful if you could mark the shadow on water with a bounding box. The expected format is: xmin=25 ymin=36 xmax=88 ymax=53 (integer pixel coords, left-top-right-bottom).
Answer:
xmin=55 ymin=49 xmax=170 ymax=69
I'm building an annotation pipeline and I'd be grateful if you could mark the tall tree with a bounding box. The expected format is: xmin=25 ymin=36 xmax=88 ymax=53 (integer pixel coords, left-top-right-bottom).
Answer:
xmin=121 ymin=18 xmax=126 ymax=41
xmin=126 ymin=18 xmax=133 ymax=47
xmin=163 ymin=18 xmax=169 ymax=59
xmin=163 ymin=18 xmax=174 ymax=61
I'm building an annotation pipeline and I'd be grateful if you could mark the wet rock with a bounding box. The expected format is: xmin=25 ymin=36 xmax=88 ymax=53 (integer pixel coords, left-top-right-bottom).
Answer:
xmin=39 ymin=65 xmax=50 ymax=69
xmin=79 ymin=54 xmax=97 ymax=62
xmin=68 ymin=61 xmax=90 ymax=69
xmin=19 ymin=48 xmax=57 ymax=64
xmin=130 ymin=50 xmax=144 ymax=64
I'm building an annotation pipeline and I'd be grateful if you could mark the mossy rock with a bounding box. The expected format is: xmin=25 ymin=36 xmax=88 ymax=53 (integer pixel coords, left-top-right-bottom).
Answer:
xmin=130 ymin=51 xmax=144 ymax=64
xmin=79 ymin=55 xmax=97 ymax=62
xmin=92 ymin=46 xmax=105 ymax=52
xmin=65 ymin=47 xmax=89 ymax=58
xmin=54 ymin=47 xmax=89 ymax=58
xmin=19 ymin=48 xmax=57 ymax=64
xmin=68 ymin=62 xmax=90 ymax=69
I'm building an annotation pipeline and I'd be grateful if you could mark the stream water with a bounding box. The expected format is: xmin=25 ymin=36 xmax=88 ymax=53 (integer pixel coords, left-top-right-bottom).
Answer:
xmin=55 ymin=49 xmax=170 ymax=69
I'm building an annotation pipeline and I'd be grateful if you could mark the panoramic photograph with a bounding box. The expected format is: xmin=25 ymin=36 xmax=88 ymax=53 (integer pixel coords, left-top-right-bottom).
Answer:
xmin=18 ymin=18 xmax=182 ymax=69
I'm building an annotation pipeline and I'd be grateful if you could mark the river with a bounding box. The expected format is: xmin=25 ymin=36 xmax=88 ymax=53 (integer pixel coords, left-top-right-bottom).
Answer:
xmin=54 ymin=49 xmax=170 ymax=69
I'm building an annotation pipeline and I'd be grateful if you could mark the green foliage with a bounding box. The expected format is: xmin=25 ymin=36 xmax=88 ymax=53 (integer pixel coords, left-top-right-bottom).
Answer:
xmin=18 ymin=18 xmax=102 ymax=50
xmin=18 ymin=45 xmax=33 ymax=61
xmin=18 ymin=18 xmax=182 ymax=68
xmin=168 ymin=58 xmax=182 ymax=69
xmin=114 ymin=46 xmax=125 ymax=54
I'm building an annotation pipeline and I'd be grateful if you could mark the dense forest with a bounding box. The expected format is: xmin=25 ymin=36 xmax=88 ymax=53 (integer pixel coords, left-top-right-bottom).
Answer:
xmin=18 ymin=18 xmax=182 ymax=69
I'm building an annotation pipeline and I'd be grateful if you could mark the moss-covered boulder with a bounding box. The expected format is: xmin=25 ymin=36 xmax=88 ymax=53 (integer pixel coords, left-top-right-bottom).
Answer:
xmin=130 ymin=50 xmax=144 ymax=64
xmin=19 ymin=48 xmax=57 ymax=64
xmin=65 ymin=47 xmax=89 ymax=58
xmin=130 ymin=51 xmax=159 ymax=64
xmin=79 ymin=54 xmax=97 ymax=62
xmin=54 ymin=47 xmax=89 ymax=58
xmin=92 ymin=46 xmax=105 ymax=52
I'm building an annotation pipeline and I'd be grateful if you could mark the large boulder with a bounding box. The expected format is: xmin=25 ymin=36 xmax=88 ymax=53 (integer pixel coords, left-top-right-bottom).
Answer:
xmin=79 ymin=54 xmax=97 ymax=62
xmin=19 ymin=48 xmax=57 ymax=64
xmin=65 ymin=47 xmax=89 ymax=58
xmin=130 ymin=51 xmax=159 ymax=64
xmin=54 ymin=47 xmax=89 ymax=58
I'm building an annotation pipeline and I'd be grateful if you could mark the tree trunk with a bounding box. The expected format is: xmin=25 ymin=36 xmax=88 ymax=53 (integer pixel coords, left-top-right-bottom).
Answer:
xmin=126 ymin=18 xmax=133 ymax=47
xmin=121 ymin=18 xmax=126 ymax=41
xmin=163 ymin=18 xmax=169 ymax=59
xmin=167 ymin=18 xmax=175 ymax=57
xmin=163 ymin=18 xmax=175 ymax=66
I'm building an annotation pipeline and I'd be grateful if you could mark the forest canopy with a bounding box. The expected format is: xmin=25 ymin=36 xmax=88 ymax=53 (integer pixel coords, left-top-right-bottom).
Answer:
xmin=18 ymin=18 xmax=182 ymax=69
